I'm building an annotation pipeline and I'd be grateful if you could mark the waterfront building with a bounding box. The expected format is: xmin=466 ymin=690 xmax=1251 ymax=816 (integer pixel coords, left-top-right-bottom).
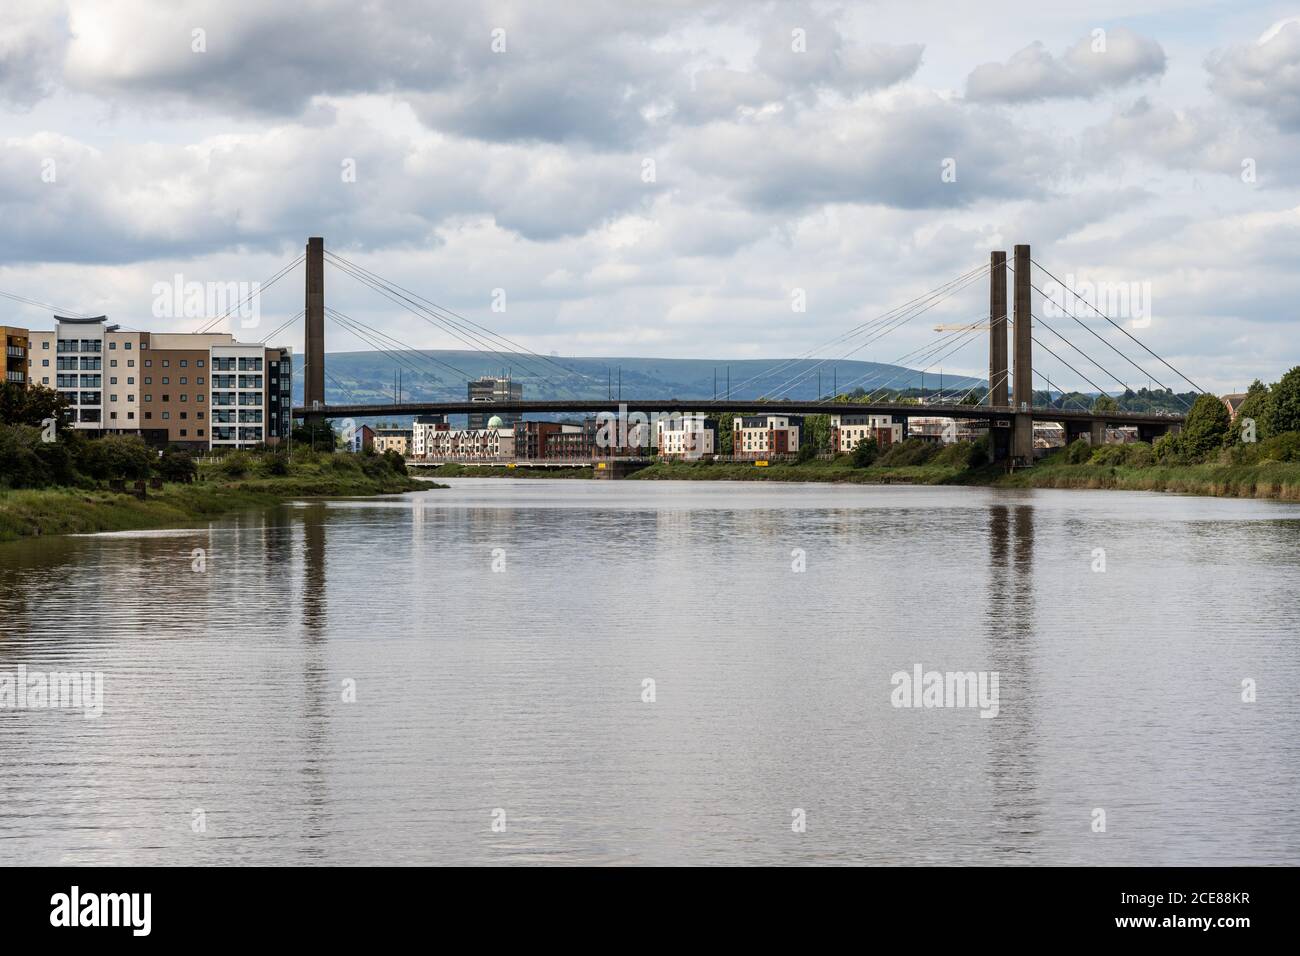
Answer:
xmin=16 ymin=316 xmax=290 ymax=450
xmin=830 ymin=413 xmax=902 ymax=453
xmin=467 ymin=375 xmax=523 ymax=429
xmin=1 ymin=326 xmax=28 ymax=386
xmin=372 ymin=425 xmax=412 ymax=456
xmin=732 ymin=414 xmax=801 ymax=459
xmin=347 ymin=424 xmax=375 ymax=453
xmin=656 ymin=416 xmax=717 ymax=459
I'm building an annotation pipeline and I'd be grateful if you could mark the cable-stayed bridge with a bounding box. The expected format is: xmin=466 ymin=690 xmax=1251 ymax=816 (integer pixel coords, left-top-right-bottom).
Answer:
xmin=244 ymin=237 xmax=1193 ymax=464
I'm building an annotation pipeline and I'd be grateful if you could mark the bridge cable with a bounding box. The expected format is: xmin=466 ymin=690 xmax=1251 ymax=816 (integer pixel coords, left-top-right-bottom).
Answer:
xmin=194 ymin=253 xmax=305 ymax=335
xmin=762 ymin=263 xmax=991 ymax=400
xmin=323 ymin=250 xmax=588 ymax=387
xmin=727 ymin=261 xmax=991 ymax=397
xmin=1030 ymin=257 xmax=1207 ymax=396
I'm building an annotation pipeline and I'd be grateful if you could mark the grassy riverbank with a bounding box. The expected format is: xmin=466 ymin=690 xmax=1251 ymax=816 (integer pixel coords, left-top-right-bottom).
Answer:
xmin=990 ymin=457 xmax=1300 ymax=500
xmin=629 ymin=450 xmax=1300 ymax=500
xmin=0 ymin=453 xmax=431 ymax=542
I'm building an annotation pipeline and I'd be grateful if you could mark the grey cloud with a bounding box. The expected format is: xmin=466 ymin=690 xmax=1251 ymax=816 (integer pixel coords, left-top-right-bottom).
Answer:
xmin=966 ymin=28 xmax=1165 ymax=102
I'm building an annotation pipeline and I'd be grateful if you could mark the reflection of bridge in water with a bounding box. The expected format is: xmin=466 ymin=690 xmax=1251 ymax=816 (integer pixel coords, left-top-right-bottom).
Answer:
xmin=289 ymin=238 xmax=1191 ymax=466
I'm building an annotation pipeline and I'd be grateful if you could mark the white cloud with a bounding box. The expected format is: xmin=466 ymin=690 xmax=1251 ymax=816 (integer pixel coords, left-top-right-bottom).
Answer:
xmin=966 ymin=28 xmax=1165 ymax=102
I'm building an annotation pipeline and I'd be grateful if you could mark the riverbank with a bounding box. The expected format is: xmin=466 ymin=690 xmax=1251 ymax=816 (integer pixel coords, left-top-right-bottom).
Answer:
xmin=0 ymin=464 xmax=431 ymax=542
xmin=628 ymin=456 xmax=1300 ymax=499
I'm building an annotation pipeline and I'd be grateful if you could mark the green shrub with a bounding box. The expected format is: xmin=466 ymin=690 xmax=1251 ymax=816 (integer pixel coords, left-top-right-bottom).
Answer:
xmin=1064 ymin=438 xmax=1092 ymax=464
xmin=258 ymin=452 xmax=290 ymax=477
xmin=851 ymin=437 xmax=880 ymax=468
xmin=1257 ymin=431 xmax=1300 ymax=463
xmin=77 ymin=434 xmax=155 ymax=481
xmin=1153 ymin=432 xmax=1185 ymax=464
xmin=157 ymin=446 xmax=197 ymax=482
xmin=877 ymin=438 xmax=939 ymax=467
xmin=381 ymin=449 xmax=408 ymax=475
xmin=1181 ymin=393 xmax=1231 ymax=461
xmin=219 ymin=451 xmax=252 ymax=479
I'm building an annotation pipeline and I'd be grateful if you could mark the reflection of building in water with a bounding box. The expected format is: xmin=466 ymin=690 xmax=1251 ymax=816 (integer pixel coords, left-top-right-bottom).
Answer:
xmin=985 ymin=502 xmax=1043 ymax=852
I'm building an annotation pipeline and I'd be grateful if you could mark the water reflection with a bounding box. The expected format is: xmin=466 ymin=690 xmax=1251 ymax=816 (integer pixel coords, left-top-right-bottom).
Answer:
xmin=0 ymin=480 xmax=1298 ymax=865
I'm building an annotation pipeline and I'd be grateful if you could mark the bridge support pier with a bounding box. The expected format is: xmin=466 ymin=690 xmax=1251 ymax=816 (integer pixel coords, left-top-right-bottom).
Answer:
xmin=988 ymin=250 xmax=1010 ymax=461
xmin=1011 ymin=244 xmax=1034 ymax=464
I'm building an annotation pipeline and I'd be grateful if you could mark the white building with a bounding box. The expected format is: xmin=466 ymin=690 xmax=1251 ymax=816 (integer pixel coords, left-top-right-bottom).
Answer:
xmin=656 ymin=415 xmax=717 ymax=459
xmin=210 ymin=343 xmax=268 ymax=448
xmin=732 ymin=415 xmax=801 ymax=459
xmin=831 ymin=413 xmax=902 ymax=453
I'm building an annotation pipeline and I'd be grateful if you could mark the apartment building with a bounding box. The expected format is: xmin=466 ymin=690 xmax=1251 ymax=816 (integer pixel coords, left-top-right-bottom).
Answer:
xmin=410 ymin=414 xmax=449 ymax=457
xmin=732 ymin=414 xmax=801 ymax=459
xmin=347 ymin=424 xmax=376 ymax=453
xmin=422 ymin=425 xmax=515 ymax=460
xmin=831 ymin=413 xmax=903 ymax=453
xmin=372 ymin=425 xmax=413 ymax=456
xmin=15 ymin=316 xmax=290 ymax=450
xmin=1 ymin=326 xmax=28 ymax=386
xmin=657 ymin=415 xmax=717 ymax=459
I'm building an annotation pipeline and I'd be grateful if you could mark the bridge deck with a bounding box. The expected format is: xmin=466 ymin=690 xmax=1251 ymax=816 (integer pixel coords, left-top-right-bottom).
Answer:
xmin=295 ymin=399 xmax=1183 ymax=427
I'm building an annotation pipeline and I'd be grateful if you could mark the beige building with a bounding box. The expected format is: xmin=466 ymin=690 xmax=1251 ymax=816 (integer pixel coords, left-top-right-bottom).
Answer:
xmin=733 ymin=415 xmax=801 ymax=459
xmin=831 ymin=413 xmax=903 ymax=453
xmin=21 ymin=316 xmax=291 ymax=449
xmin=372 ymin=426 xmax=412 ymax=456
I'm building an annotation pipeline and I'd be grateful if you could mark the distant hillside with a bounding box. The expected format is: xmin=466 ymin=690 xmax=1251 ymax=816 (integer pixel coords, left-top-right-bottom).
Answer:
xmin=296 ymin=351 xmax=983 ymax=416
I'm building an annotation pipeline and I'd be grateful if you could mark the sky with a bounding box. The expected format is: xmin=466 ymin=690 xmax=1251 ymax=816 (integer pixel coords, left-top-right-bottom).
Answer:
xmin=3 ymin=0 xmax=1300 ymax=394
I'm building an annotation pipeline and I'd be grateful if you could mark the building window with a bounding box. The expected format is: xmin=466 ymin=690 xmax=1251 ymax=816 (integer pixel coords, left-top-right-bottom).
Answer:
xmin=179 ymin=429 xmax=187 ymax=436
xmin=197 ymin=428 xmax=204 ymax=436
xmin=162 ymin=411 xmax=169 ymax=420
xmin=180 ymin=360 xmax=188 ymax=367
xmin=143 ymin=394 xmax=151 ymax=402
xmin=128 ymin=360 xmax=134 ymax=368
xmin=109 ymin=342 xmax=117 ymax=350
xmin=162 ymin=377 xmax=169 ymax=384
xmin=162 ymin=360 xmax=169 ymax=367
xmin=127 ymin=377 xmax=134 ymax=384
xmin=110 ymin=359 xmax=118 ymax=367
xmin=197 ymin=359 xmax=205 ymax=367
xmin=110 ymin=377 xmax=118 ymax=385
xmin=180 ymin=394 xmax=187 ymax=402
xmin=127 ymin=412 xmax=134 ymax=420
xmin=42 ymin=341 xmax=49 ymax=350
xmin=124 ymin=342 xmax=132 ymax=350
xmin=144 ymin=360 xmax=152 ymax=367
xmin=144 ymin=377 xmax=152 ymax=384
xmin=144 ymin=412 xmax=151 ymax=420
xmin=42 ymin=359 xmax=48 ymax=367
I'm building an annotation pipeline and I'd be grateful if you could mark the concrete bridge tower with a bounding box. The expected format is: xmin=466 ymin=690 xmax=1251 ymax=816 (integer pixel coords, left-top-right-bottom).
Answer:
xmin=304 ymin=236 xmax=325 ymax=412
xmin=1011 ymin=243 xmax=1034 ymax=463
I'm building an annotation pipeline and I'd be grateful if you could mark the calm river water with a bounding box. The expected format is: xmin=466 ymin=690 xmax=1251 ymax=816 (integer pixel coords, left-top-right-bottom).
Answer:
xmin=1 ymin=478 xmax=1297 ymax=865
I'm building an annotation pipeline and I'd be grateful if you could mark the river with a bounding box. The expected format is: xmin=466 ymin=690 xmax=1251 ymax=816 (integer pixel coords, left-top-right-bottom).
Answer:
xmin=1 ymin=478 xmax=1297 ymax=865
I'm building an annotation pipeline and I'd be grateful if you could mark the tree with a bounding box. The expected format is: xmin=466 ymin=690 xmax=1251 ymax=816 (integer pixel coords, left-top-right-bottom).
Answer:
xmin=291 ymin=418 xmax=336 ymax=450
xmin=0 ymin=382 xmax=68 ymax=428
xmin=156 ymin=446 xmax=197 ymax=482
xmin=1092 ymin=394 xmax=1119 ymax=414
xmin=1230 ymin=380 xmax=1271 ymax=442
xmin=77 ymin=434 xmax=155 ymax=481
xmin=1179 ymin=393 xmax=1231 ymax=461
xmin=851 ymin=436 xmax=879 ymax=468
xmin=1264 ymin=366 xmax=1300 ymax=436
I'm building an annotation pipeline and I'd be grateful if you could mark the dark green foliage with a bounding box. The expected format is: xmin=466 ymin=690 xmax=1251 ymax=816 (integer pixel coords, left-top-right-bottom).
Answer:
xmin=0 ymin=382 xmax=68 ymax=428
xmin=219 ymin=451 xmax=252 ymax=479
xmin=1064 ymin=438 xmax=1092 ymax=464
xmin=157 ymin=446 xmax=198 ymax=482
xmin=77 ymin=434 xmax=155 ymax=481
xmin=1181 ymin=393 xmax=1231 ymax=461
xmin=876 ymin=438 xmax=939 ymax=467
xmin=1265 ymin=366 xmax=1300 ymax=437
xmin=851 ymin=436 xmax=879 ymax=467
xmin=382 ymin=449 xmax=408 ymax=475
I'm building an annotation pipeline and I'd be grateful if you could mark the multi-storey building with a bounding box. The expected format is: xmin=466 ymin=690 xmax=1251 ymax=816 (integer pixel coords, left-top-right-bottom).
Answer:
xmin=732 ymin=414 xmax=801 ymax=459
xmin=347 ymin=424 xmax=375 ymax=453
xmin=657 ymin=415 xmax=717 ymax=459
xmin=422 ymin=425 xmax=515 ymax=460
xmin=410 ymin=414 xmax=448 ymax=457
xmin=467 ymin=375 xmax=523 ymax=429
xmin=17 ymin=316 xmax=290 ymax=450
xmin=1 ymin=326 xmax=28 ymax=386
xmin=372 ymin=425 xmax=413 ymax=456
xmin=831 ymin=413 xmax=903 ymax=453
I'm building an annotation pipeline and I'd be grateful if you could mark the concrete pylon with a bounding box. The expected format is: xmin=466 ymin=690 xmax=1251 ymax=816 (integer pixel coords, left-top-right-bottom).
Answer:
xmin=304 ymin=236 xmax=325 ymax=412
xmin=989 ymin=251 xmax=1010 ymax=460
xmin=1012 ymin=243 xmax=1034 ymax=463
